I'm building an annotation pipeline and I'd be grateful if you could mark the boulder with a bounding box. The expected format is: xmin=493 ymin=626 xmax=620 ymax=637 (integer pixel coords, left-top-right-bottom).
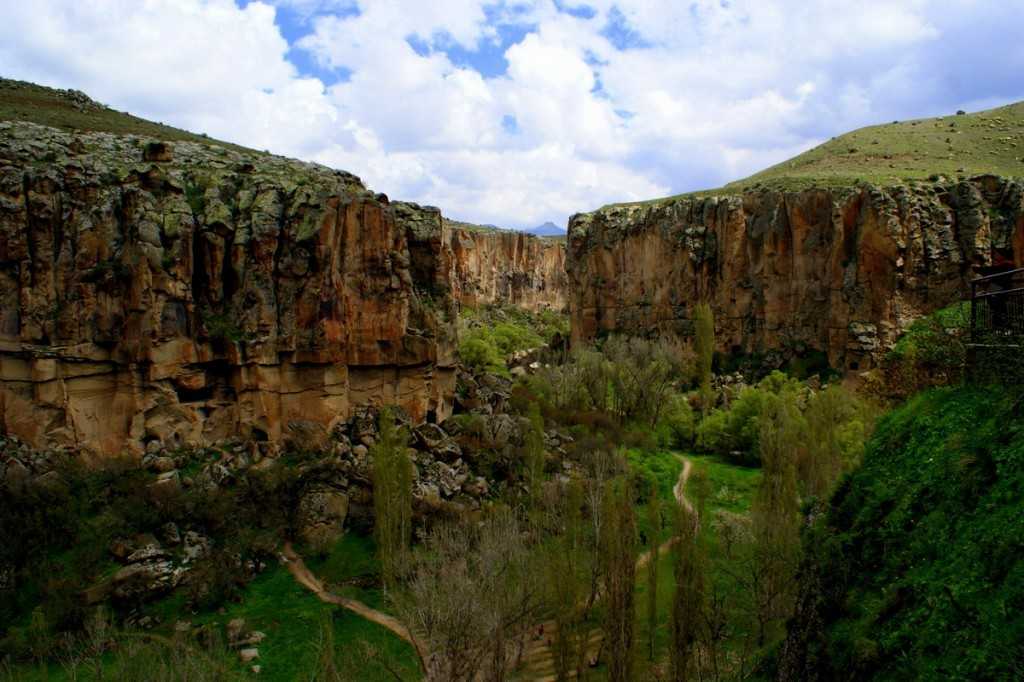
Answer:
xmin=285 ymin=421 xmax=330 ymax=454
xmin=182 ymin=531 xmax=212 ymax=564
xmin=296 ymin=485 xmax=349 ymax=549
xmin=413 ymin=422 xmax=448 ymax=450
xmin=111 ymin=556 xmax=182 ymax=603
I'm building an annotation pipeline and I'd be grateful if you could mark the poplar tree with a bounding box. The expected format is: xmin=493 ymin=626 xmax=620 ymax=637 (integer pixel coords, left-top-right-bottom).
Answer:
xmin=372 ymin=407 xmax=413 ymax=590
xmin=524 ymin=402 xmax=546 ymax=507
xmin=601 ymin=477 xmax=637 ymax=682
xmin=693 ymin=303 xmax=715 ymax=413
xmin=749 ymin=392 xmax=802 ymax=645
xmin=645 ymin=488 xmax=662 ymax=662
xmin=669 ymin=504 xmax=703 ymax=682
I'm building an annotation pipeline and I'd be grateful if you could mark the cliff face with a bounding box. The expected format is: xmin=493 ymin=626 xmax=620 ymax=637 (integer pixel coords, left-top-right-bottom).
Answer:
xmin=448 ymin=225 xmax=567 ymax=311
xmin=567 ymin=177 xmax=1024 ymax=371
xmin=0 ymin=120 xmax=457 ymax=458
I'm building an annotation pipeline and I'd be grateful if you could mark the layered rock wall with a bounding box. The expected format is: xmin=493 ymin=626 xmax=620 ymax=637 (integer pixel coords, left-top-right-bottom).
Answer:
xmin=448 ymin=225 xmax=567 ymax=311
xmin=567 ymin=177 xmax=1024 ymax=371
xmin=0 ymin=121 xmax=457 ymax=458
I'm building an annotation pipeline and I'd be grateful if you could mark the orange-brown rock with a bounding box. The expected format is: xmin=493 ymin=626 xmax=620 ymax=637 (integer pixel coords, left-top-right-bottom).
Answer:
xmin=447 ymin=225 xmax=567 ymax=311
xmin=567 ymin=177 xmax=1024 ymax=372
xmin=0 ymin=120 xmax=457 ymax=458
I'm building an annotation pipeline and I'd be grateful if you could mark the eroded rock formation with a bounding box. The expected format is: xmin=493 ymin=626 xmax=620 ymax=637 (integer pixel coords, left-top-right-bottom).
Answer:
xmin=0 ymin=120 xmax=457 ymax=458
xmin=446 ymin=222 xmax=567 ymax=311
xmin=567 ymin=177 xmax=1024 ymax=371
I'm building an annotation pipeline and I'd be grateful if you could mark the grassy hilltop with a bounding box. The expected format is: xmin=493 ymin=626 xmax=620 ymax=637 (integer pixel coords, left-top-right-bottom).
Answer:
xmin=608 ymin=99 xmax=1024 ymax=208
xmin=0 ymin=78 xmax=257 ymax=154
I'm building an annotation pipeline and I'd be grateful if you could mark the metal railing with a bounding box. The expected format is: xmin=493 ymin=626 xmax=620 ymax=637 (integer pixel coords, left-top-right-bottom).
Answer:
xmin=969 ymin=267 xmax=1024 ymax=348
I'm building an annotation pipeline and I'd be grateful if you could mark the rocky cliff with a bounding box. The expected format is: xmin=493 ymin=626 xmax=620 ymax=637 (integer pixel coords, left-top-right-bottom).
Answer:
xmin=446 ymin=222 xmax=567 ymax=311
xmin=567 ymin=176 xmax=1024 ymax=372
xmin=0 ymin=120 xmax=458 ymax=458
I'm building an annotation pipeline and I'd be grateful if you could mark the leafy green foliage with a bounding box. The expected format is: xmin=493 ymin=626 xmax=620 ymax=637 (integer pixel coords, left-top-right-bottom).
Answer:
xmin=695 ymin=371 xmax=803 ymax=464
xmin=786 ymin=386 xmax=1024 ymax=681
xmin=654 ymin=393 xmax=696 ymax=450
xmin=457 ymin=306 xmax=554 ymax=374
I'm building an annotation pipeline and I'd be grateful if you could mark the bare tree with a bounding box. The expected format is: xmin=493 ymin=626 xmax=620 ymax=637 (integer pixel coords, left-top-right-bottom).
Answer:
xmin=394 ymin=509 xmax=540 ymax=682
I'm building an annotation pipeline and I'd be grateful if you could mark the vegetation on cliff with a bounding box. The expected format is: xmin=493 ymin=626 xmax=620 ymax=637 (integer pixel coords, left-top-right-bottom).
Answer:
xmin=779 ymin=386 xmax=1024 ymax=681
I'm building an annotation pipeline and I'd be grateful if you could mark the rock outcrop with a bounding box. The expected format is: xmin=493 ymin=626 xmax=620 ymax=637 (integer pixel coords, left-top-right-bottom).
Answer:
xmin=447 ymin=223 xmax=567 ymax=311
xmin=0 ymin=120 xmax=457 ymax=458
xmin=567 ymin=177 xmax=1024 ymax=371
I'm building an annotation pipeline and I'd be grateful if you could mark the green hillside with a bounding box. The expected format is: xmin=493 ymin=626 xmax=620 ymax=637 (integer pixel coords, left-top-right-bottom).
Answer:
xmin=0 ymin=78 xmax=255 ymax=153
xmin=735 ymin=100 xmax=1024 ymax=191
xmin=607 ymin=100 xmax=1024 ymax=208
xmin=782 ymin=386 xmax=1024 ymax=681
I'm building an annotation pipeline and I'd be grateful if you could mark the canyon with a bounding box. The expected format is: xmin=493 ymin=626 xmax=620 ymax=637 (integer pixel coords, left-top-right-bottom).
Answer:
xmin=0 ymin=119 xmax=565 ymax=458
xmin=566 ymin=177 xmax=1024 ymax=372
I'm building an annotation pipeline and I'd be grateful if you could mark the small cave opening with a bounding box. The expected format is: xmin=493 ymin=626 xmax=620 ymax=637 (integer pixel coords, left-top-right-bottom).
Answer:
xmin=173 ymin=384 xmax=215 ymax=404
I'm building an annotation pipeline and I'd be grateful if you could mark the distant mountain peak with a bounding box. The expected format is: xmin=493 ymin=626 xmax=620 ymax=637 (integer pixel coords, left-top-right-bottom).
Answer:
xmin=526 ymin=221 xmax=565 ymax=236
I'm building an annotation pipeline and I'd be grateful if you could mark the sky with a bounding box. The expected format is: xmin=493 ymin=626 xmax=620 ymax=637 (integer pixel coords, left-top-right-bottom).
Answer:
xmin=1 ymin=1 xmax=1023 ymax=229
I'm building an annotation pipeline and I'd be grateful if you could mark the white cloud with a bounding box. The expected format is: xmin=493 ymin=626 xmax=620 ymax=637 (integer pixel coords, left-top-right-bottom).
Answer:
xmin=1 ymin=0 xmax=1022 ymax=228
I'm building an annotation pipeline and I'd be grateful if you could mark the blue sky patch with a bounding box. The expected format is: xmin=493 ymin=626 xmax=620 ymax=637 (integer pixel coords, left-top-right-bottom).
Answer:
xmin=601 ymin=7 xmax=652 ymax=50
xmin=554 ymin=1 xmax=598 ymax=19
xmin=443 ymin=19 xmax=535 ymax=78
xmin=502 ymin=114 xmax=519 ymax=134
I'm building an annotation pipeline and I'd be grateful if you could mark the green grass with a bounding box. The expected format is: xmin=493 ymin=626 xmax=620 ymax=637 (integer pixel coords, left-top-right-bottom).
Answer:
xmin=0 ymin=78 xmax=257 ymax=154
xmin=603 ymin=100 xmax=1024 ymax=209
xmin=305 ymin=534 xmax=392 ymax=611
xmin=795 ymin=386 xmax=1024 ymax=680
xmin=7 ymin=536 xmax=419 ymax=682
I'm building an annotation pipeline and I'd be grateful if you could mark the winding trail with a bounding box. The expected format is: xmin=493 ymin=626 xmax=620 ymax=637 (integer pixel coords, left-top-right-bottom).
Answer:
xmin=280 ymin=543 xmax=428 ymax=669
xmin=281 ymin=456 xmax=695 ymax=682
xmin=517 ymin=453 xmax=695 ymax=682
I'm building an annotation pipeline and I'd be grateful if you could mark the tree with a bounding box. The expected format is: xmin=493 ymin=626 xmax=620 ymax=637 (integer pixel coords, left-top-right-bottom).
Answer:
xmin=603 ymin=336 xmax=682 ymax=427
xmin=524 ymin=402 xmax=546 ymax=508
xmin=601 ymin=477 xmax=637 ymax=682
xmin=395 ymin=510 xmax=539 ymax=682
xmin=645 ymin=489 xmax=662 ymax=662
xmin=372 ymin=407 xmax=413 ymax=591
xmin=801 ymin=386 xmax=872 ymax=501
xmin=693 ymin=303 xmax=715 ymax=414
xmin=749 ymin=392 xmax=803 ymax=646
xmin=669 ymin=505 xmax=703 ymax=682
xmin=541 ymin=480 xmax=589 ymax=682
